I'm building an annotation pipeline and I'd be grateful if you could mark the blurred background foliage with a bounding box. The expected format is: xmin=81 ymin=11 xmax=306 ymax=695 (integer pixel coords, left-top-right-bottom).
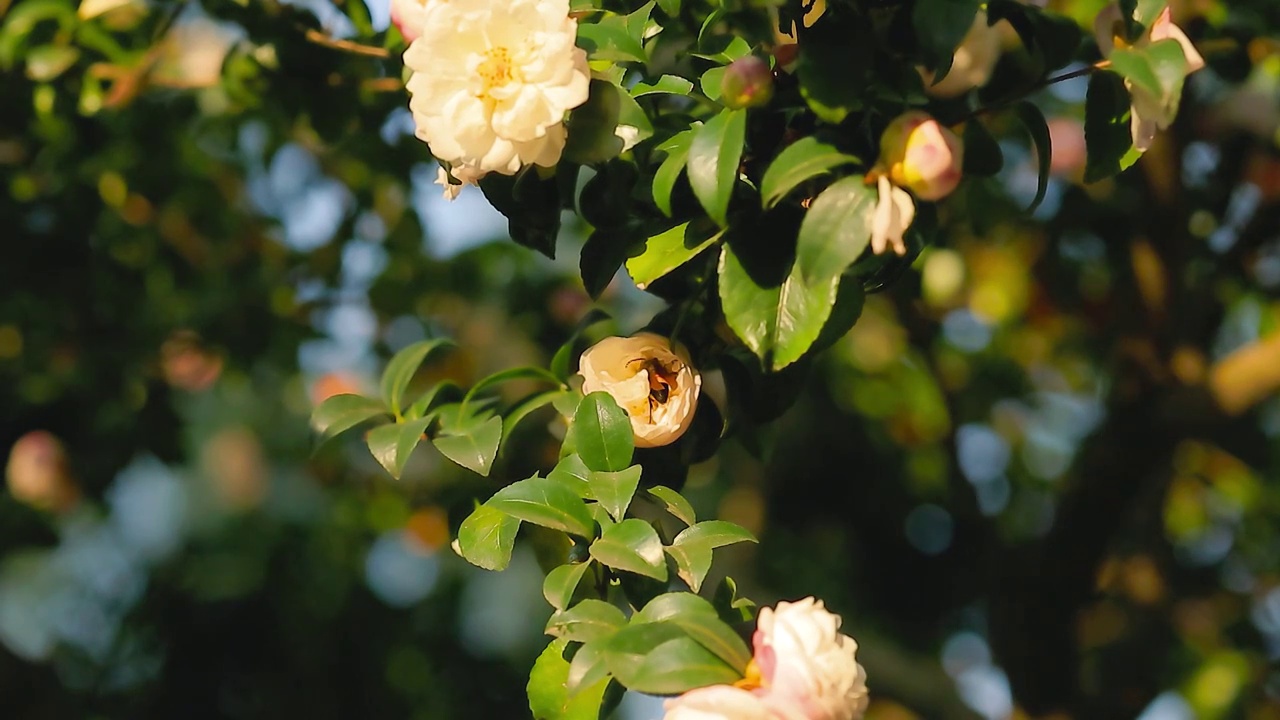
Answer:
xmin=2 ymin=0 xmax=1280 ymax=718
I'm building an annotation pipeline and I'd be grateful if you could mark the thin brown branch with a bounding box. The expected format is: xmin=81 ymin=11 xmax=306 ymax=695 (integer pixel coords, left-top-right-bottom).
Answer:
xmin=303 ymin=29 xmax=389 ymax=58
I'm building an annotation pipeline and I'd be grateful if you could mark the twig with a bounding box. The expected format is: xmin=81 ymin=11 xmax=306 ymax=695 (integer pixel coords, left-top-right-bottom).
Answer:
xmin=303 ymin=28 xmax=390 ymax=58
xmin=966 ymin=60 xmax=1111 ymax=120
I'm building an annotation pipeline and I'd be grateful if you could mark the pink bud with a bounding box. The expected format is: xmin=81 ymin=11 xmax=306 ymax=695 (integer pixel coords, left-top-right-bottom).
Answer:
xmin=5 ymin=431 xmax=79 ymax=513
xmin=878 ymin=111 xmax=964 ymax=201
xmin=721 ymin=56 xmax=775 ymax=110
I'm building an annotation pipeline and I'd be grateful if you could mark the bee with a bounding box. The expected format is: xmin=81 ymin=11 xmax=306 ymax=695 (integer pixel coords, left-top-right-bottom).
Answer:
xmin=627 ymin=357 xmax=681 ymax=421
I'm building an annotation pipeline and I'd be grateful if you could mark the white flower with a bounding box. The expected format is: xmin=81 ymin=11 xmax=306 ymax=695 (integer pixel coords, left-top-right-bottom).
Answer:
xmin=752 ymin=598 xmax=869 ymax=720
xmin=1093 ymin=3 xmax=1205 ymax=151
xmin=664 ymin=685 xmax=777 ymax=720
xmin=578 ymin=333 xmax=701 ymax=448
xmin=615 ymin=124 xmax=641 ymax=153
xmin=871 ymin=175 xmax=914 ymax=257
xmin=919 ymin=10 xmax=1002 ymax=99
xmin=390 ymin=0 xmax=430 ymax=43
xmin=404 ymin=0 xmax=590 ymax=182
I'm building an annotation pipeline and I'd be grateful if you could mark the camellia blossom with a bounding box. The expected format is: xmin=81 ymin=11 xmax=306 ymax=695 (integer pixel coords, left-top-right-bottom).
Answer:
xmin=435 ymin=165 xmax=484 ymax=201
xmin=1093 ymin=3 xmax=1205 ymax=151
xmin=390 ymin=0 xmax=429 ymax=44
xmin=404 ymin=0 xmax=590 ymax=183
xmin=919 ymin=10 xmax=1003 ymax=99
xmin=664 ymin=597 xmax=869 ymax=720
xmin=878 ymin=111 xmax=964 ymax=202
xmin=871 ymin=175 xmax=915 ymax=257
xmin=578 ymin=333 xmax=701 ymax=448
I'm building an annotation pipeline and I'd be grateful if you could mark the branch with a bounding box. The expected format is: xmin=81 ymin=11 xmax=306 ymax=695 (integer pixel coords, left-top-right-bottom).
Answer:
xmin=1209 ymin=331 xmax=1280 ymax=416
xmin=303 ymin=28 xmax=390 ymax=58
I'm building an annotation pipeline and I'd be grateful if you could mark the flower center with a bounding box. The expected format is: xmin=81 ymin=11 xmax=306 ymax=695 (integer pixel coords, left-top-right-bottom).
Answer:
xmin=477 ymin=46 xmax=518 ymax=93
xmin=733 ymin=659 xmax=765 ymax=691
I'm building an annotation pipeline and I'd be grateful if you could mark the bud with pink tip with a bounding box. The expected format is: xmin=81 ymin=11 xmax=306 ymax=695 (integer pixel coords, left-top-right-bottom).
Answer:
xmin=5 ymin=431 xmax=79 ymax=513
xmin=721 ymin=56 xmax=775 ymax=110
xmin=877 ymin=111 xmax=964 ymax=201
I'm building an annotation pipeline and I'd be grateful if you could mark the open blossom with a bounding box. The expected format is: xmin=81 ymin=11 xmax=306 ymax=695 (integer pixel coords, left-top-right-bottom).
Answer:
xmin=664 ymin=597 xmax=868 ymax=720
xmin=390 ymin=0 xmax=429 ymax=43
xmin=919 ymin=10 xmax=1003 ymax=98
xmin=878 ymin=111 xmax=964 ymax=202
xmin=404 ymin=0 xmax=590 ymax=182
xmin=435 ymin=165 xmax=484 ymax=201
xmin=578 ymin=333 xmax=701 ymax=448
xmin=1093 ymin=4 xmax=1205 ymax=151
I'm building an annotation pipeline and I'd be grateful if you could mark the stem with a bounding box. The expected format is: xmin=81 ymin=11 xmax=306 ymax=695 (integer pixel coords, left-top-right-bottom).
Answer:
xmin=966 ymin=60 xmax=1111 ymax=120
xmin=303 ymin=28 xmax=390 ymax=59
xmin=669 ymin=250 xmax=720 ymax=345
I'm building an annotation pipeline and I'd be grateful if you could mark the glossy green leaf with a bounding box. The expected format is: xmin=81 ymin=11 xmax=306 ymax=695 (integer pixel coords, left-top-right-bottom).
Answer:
xmin=504 ymin=389 xmax=574 ymax=439
xmin=687 ymin=109 xmax=746 ymax=227
xmin=625 ymin=223 xmax=723 ymax=290
xmin=589 ymin=519 xmax=667 ymax=581
xmin=567 ymin=642 xmax=611 ymax=696
xmin=489 ymin=475 xmax=595 ymax=538
xmin=577 ymin=10 xmax=647 ymax=64
xmin=602 ymin=623 xmax=740 ymax=695
xmin=673 ymin=520 xmax=758 ymax=549
xmin=589 ymin=465 xmax=642 ymax=522
xmin=529 ymin=638 xmax=611 ymax=720
xmin=632 ymin=74 xmax=694 ymax=97
xmin=549 ymin=453 xmax=593 ymax=498
xmin=311 ymin=394 xmax=388 ymax=442
xmin=564 ymin=80 xmax=625 ymax=165
xmin=962 ymin=119 xmax=1004 ymax=177
xmin=380 ymin=339 xmax=455 ymax=417
xmin=1084 ymin=71 xmax=1141 ymax=182
xmin=718 ymin=244 xmax=840 ymax=370
xmin=665 ymin=541 xmax=713 ymax=591
xmin=699 ymin=66 xmax=726 ymax=102
xmin=656 ymin=0 xmax=679 ymax=17
xmin=432 ymin=415 xmax=503 ymax=476
xmin=455 ymin=503 xmax=520 ymax=571
xmin=365 ymin=417 xmax=432 ymax=480
xmin=634 ymin=594 xmax=751 ymax=671
xmin=1015 ymin=102 xmax=1052 ymax=213
xmin=646 ymin=486 xmax=696 ymax=526
xmin=463 ymin=367 xmax=563 ymax=408
xmin=573 ymin=392 xmax=634 ymax=473
xmin=760 ymin=137 xmax=861 ymax=209
xmin=546 ymin=599 xmax=628 ymax=643
xmin=794 ymin=176 xmax=877 ymax=284
xmin=550 ymin=310 xmax=611 ymax=381
xmin=913 ymin=0 xmax=983 ymax=77
xmin=543 ymin=562 xmax=593 ymax=612
xmin=652 ymin=130 xmax=694 ymax=218
xmin=405 ymin=381 xmax=461 ymax=421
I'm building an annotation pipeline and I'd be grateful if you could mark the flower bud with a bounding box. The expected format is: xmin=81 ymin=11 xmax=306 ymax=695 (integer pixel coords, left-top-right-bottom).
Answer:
xmin=721 ymin=56 xmax=775 ymax=110
xmin=5 ymin=431 xmax=79 ymax=513
xmin=578 ymin=333 xmax=701 ymax=448
xmin=878 ymin=111 xmax=964 ymax=201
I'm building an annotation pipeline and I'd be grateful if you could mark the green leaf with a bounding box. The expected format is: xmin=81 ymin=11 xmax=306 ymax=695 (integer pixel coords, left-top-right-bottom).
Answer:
xmin=380 ymin=339 xmax=455 ymax=417
xmin=365 ymin=418 xmax=432 ymax=480
xmin=564 ymin=80 xmax=625 ymax=165
xmin=962 ymin=119 xmax=1004 ymax=177
xmin=589 ymin=519 xmax=667 ymax=581
xmin=432 ymin=415 xmax=503 ymax=476
xmin=463 ymin=367 xmax=563 ymax=408
xmin=656 ymin=0 xmax=679 ymax=17
xmin=760 ymin=137 xmax=861 ymax=209
xmin=711 ymin=576 xmax=757 ymax=624
xmin=455 ymin=503 xmax=520 ymax=571
xmin=546 ymin=599 xmax=628 ymax=643
xmin=652 ymin=130 xmax=694 ymax=217
xmin=529 ymin=638 xmax=611 ymax=720
xmin=718 ymin=244 xmax=840 ymax=370
xmin=573 ymin=392 xmax=635 ymax=472
xmin=543 ymin=562 xmax=593 ymax=612
xmin=25 ymin=45 xmax=79 ymax=81
xmin=673 ymin=520 xmax=758 ymax=549
xmin=1109 ymin=48 xmax=1162 ymax=100
xmin=687 ymin=109 xmax=746 ymax=227
xmin=665 ymin=541 xmax=713 ymax=591
xmin=1014 ymin=102 xmax=1052 ymax=213
xmin=577 ymin=9 xmax=648 ymax=64
xmin=550 ymin=309 xmax=611 ymax=381
xmin=796 ymin=29 xmax=866 ymax=124
xmin=1084 ymin=71 xmax=1141 ymax=182
xmin=632 ymin=74 xmax=694 ymax=97
xmin=634 ymin=594 xmax=752 ymax=672
xmin=913 ymin=0 xmax=983 ymax=77
xmin=480 ymin=170 xmax=563 ymax=259
xmin=602 ymin=624 xmax=740 ymax=695
xmin=567 ymin=642 xmax=611 ymax=696
xmin=625 ymin=223 xmax=723 ymax=290
xmin=405 ymin=381 xmax=461 ymax=421
xmin=794 ymin=176 xmax=877 ymax=284
xmin=548 ymin=453 xmax=593 ymax=498
xmin=581 ymin=226 xmax=642 ymax=300
xmin=489 ymin=475 xmax=596 ymax=538
xmin=589 ymin=465 xmax=642 ymax=522
xmin=699 ymin=66 xmax=726 ymax=102
xmin=311 ymin=394 xmax=388 ymax=442
xmin=646 ymin=486 xmax=696 ymax=525
xmin=504 ymin=389 xmax=574 ymax=439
